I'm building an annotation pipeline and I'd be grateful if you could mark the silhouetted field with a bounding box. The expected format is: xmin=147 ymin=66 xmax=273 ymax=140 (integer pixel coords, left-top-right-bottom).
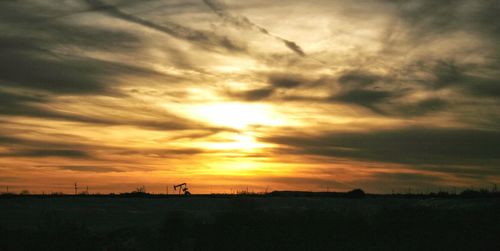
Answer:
xmin=1 ymin=192 xmax=499 ymax=250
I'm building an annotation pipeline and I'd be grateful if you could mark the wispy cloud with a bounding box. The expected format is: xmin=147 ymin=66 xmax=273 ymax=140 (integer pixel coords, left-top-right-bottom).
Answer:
xmin=56 ymin=165 xmax=124 ymax=173
xmin=84 ymin=0 xmax=245 ymax=52
xmin=265 ymin=127 xmax=500 ymax=168
xmin=203 ymin=0 xmax=306 ymax=56
xmin=1 ymin=0 xmax=500 ymax=193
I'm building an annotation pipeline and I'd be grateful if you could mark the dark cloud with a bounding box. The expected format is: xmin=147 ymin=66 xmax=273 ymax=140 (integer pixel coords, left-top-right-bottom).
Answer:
xmin=0 ymin=135 xmax=75 ymax=149
xmin=279 ymin=39 xmax=306 ymax=57
xmin=420 ymin=165 xmax=500 ymax=180
xmin=417 ymin=60 xmax=500 ymax=98
xmin=329 ymin=70 xmax=401 ymax=113
xmin=265 ymin=127 xmax=500 ymax=169
xmin=226 ymin=73 xmax=308 ymax=101
xmin=0 ymin=52 xmax=155 ymax=95
xmin=0 ymin=134 xmax=93 ymax=160
xmin=0 ymin=90 xmax=45 ymax=107
xmin=371 ymin=172 xmax=442 ymax=183
xmin=84 ymin=0 xmax=244 ymax=52
xmin=338 ymin=71 xmax=381 ymax=88
xmin=0 ymin=2 xmax=163 ymax=96
xmin=431 ymin=60 xmax=463 ymax=90
xmin=380 ymin=0 xmax=500 ymax=102
xmin=387 ymin=0 xmax=462 ymax=43
xmin=228 ymin=68 xmax=450 ymax=118
xmin=394 ymin=98 xmax=448 ymax=117
xmin=389 ymin=0 xmax=500 ymax=42
xmin=331 ymin=90 xmax=393 ymax=107
xmin=1 ymin=149 xmax=92 ymax=159
xmin=227 ymin=73 xmax=311 ymax=102
xmin=259 ymin=176 xmax=348 ymax=188
xmin=203 ymin=0 xmax=306 ymax=56
xmin=0 ymin=90 xmax=208 ymax=131
xmin=323 ymin=69 xmax=454 ymax=117
xmin=0 ymin=133 xmax=209 ymax=161
xmin=269 ymin=75 xmax=304 ymax=88
xmin=202 ymin=0 xmax=256 ymax=30
xmin=116 ymin=148 xmax=207 ymax=158
xmin=56 ymin=165 xmax=124 ymax=173
xmin=233 ymin=88 xmax=275 ymax=101
xmin=361 ymin=172 xmax=444 ymax=192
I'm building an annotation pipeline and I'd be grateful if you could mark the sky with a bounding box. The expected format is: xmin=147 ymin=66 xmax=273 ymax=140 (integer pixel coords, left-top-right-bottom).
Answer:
xmin=1 ymin=0 xmax=499 ymax=194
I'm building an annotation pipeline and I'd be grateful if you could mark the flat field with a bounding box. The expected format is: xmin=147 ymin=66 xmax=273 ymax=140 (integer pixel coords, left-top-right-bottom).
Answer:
xmin=1 ymin=195 xmax=499 ymax=250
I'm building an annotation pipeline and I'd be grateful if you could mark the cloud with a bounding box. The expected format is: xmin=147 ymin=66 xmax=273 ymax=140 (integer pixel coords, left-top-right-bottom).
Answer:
xmin=1 ymin=149 xmax=92 ymax=159
xmin=259 ymin=176 xmax=348 ymax=188
xmin=360 ymin=171 xmax=444 ymax=192
xmin=269 ymin=74 xmax=304 ymax=88
xmin=428 ymin=60 xmax=500 ymax=98
xmin=231 ymin=88 xmax=274 ymax=101
xmin=0 ymin=90 xmax=213 ymax=131
xmin=56 ymin=165 xmax=124 ymax=173
xmin=115 ymin=148 xmax=207 ymax=158
xmin=0 ymin=135 xmax=75 ymax=149
xmin=84 ymin=0 xmax=244 ymax=52
xmin=225 ymin=73 xmax=310 ymax=102
xmin=0 ymin=2 xmax=164 ymax=95
xmin=279 ymin=39 xmax=306 ymax=57
xmin=371 ymin=172 xmax=442 ymax=183
xmin=0 ymin=40 xmax=157 ymax=95
xmin=394 ymin=98 xmax=448 ymax=117
xmin=337 ymin=71 xmax=382 ymax=88
xmin=328 ymin=70 xmax=401 ymax=112
xmin=389 ymin=0 xmax=500 ymax=42
xmin=264 ymin=127 xmax=500 ymax=169
xmin=203 ymin=0 xmax=306 ymax=56
xmin=330 ymin=90 xmax=394 ymax=108
xmin=375 ymin=0 xmax=500 ymax=109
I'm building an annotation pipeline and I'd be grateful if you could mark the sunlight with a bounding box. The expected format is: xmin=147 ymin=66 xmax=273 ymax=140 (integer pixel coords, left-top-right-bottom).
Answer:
xmin=204 ymin=158 xmax=264 ymax=175
xmin=198 ymin=133 xmax=269 ymax=152
xmin=190 ymin=102 xmax=285 ymax=129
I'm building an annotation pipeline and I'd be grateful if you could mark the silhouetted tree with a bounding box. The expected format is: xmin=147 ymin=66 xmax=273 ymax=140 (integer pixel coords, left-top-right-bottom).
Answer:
xmin=347 ymin=188 xmax=365 ymax=198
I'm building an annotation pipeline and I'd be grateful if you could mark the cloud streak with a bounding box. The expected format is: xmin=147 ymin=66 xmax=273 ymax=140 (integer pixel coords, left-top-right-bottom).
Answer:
xmin=203 ymin=0 xmax=306 ymax=56
xmin=84 ymin=0 xmax=245 ymax=52
xmin=265 ymin=127 xmax=500 ymax=168
xmin=56 ymin=165 xmax=124 ymax=173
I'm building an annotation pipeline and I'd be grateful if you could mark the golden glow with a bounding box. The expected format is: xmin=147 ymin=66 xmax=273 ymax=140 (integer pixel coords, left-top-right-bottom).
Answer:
xmin=190 ymin=102 xmax=285 ymax=129
xmin=2 ymin=0 xmax=495 ymax=195
xmin=198 ymin=133 xmax=269 ymax=151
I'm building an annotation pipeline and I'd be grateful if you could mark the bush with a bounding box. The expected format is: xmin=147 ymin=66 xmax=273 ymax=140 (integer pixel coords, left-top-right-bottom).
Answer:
xmin=347 ymin=188 xmax=365 ymax=198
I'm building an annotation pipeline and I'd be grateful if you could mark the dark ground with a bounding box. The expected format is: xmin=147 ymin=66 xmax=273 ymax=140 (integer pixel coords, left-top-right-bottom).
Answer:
xmin=1 ymin=194 xmax=499 ymax=251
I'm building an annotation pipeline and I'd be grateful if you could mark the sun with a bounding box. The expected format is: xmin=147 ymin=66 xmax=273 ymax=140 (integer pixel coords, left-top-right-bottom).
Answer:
xmin=190 ymin=102 xmax=284 ymax=129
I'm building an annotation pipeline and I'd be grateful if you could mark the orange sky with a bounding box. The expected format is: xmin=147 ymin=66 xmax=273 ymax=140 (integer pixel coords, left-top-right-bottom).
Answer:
xmin=1 ymin=0 xmax=500 ymax=194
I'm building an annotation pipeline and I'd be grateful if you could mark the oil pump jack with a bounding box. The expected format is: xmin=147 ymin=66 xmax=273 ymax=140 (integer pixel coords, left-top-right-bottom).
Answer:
xmin=173 ymin=183 xmax=191 ymax=196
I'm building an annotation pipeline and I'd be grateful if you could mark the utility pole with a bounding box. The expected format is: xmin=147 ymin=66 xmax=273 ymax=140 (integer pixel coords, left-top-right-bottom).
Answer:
xmin=74 ymin=182 xmax=78 ymax=195
xmin=86 ymin=186 xmax=89 ymax=194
